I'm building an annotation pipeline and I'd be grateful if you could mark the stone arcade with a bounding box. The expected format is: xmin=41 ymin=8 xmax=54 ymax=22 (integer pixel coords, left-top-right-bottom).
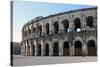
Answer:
xmin=21 ymin=7 xmax=97 ymax=56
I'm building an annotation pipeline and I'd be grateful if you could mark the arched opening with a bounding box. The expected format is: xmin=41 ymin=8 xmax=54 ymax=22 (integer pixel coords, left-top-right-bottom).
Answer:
xmin=26 ymin=41 xmax=30 ymax=56
xmin=74 ymin=41 xmax=82 ymax=56
xmin=25 ymin=45 xmax=26 ymax=56
xmin=63 ymin=42 xmax=69 ymax=56
xmin=45 ymin=23 xmax=49 ymax=35
xmin=45 ymin=44 xmax=49 ymax=56
xmin=86 ymin=16 xmax=94 ymax=28
xmin=30 ymin=40 xmax=35 ymax=56
xmin=25 ymin=31 xmax=27 ymax=37
xmin=38 ymin=25 xmax=42 ymax=36
xmin=62 ymin=20 xmax=69 ymax=32
xmin=32 ymin=45 xmax=35 ymax=56
xmin=53 ymin=21 xmax=59 ymax=34
xmin=37 ymin=44 xmax=41 ymax=56
xmin=33 ymin=27 xmax=36 ymax=33
xmin=53 ymin=42 xmax=59 ymax=56
xmin=74 ymin=18 xmax=81 ymax=31
xmin=28 ymin=29 xmax=31 ymax=34
xmin=87 ymin=40 xmax=97 ymax=56
xmin=27 ymin=45 xmax=30 ymax=56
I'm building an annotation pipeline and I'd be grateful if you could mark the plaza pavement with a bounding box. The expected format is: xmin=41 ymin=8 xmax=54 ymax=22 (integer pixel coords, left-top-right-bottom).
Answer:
xmin=12 ymin=55 xmax=97 ymax=66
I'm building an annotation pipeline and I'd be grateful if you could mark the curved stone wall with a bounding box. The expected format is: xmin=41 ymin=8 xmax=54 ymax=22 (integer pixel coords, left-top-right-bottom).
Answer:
xmin=21 ymin=7 xmax=97 ymax=56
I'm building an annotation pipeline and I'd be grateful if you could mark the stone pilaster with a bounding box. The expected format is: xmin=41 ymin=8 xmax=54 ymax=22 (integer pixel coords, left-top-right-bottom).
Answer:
xmin=25 ymin=41 xmax=27 ymax=56
xmin=24 ymin=42 xmax=26 ymax=56
xmin=69 ymin=42 xmax=73 ymax=56
xmin=29 ymin=40 xmax=33 ymax=56
xmin=41 ymin=39 xmax=44 ymax=56
xmin=49 ymin=41 xmax=53 ymax=56
xmin=34 ymin=40 xmax=36 ymax=56
xmin=72 ymin=42 xmax=74 ymax=56
xmin=49 ymin=18 xmax=52 ymax=35
xmin=59 ymin=39 xmax=63 ymax=56
xmin=82 ymin=41 xmax=87 ymax=56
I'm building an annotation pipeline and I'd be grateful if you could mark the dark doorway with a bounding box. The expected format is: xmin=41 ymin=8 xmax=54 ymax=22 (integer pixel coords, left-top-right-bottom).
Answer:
xmin=32 ymin=45 xmax=35 ymax=56
xmin=86 ymin=16 xmax=93 ymax=28
xmin=45 ymin=44 xmax=49 ymax=56
xmin=37 ymin=44 xmax=41 ymax=56
xmin=53 ymin=21 xmax=59 ymax=34
xmin=62 ymin=20 xmax=69 ymax=32
xmin=87 ymin=40 xmax=97 ymax=56
xmin=27 ymin=45 xmax=30 ymax=56
xmin=38 ymin=25 xmax=42 ymax=36
xmin=28 ymin=29 xmax=31 ymax=34
xmin=45 ymin=23 xmax=49 ymax=35
xmin=74 ymin=18 xmax=81 ymax=31
xmin=53 ymin=42 xmax=59 ymax=56
xmin=74 ymin=41 xmax=82 ymax=56
xmin=33 ymin=27 xmax=36 ymax=33
xmin=63 ymin=42 xmax=69 ymax=56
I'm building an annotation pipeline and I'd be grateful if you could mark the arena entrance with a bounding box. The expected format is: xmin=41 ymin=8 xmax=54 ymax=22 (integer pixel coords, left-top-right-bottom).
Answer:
xmin=53 ymin=21 xmax=59 ymax=34
xmin=37 ymin=44 xmax=41 ymax=56
xmin=87 ymin=40 xmax=97 ymax=56
xmin=74 ymin=18 xmax=81 ymax=31
xmin=32 ymin=45 xmax=35 ymax=56
xmin=74 ymin=41 xmax=82 ymax=56
xmin=86 ymin=16 xmax=93 ymax=28
xmin=63 ymin=42 xmax=69 ymax=56
xmin=27 ymin=45 xmax=30 ymax=56
xmin=45 ymin=44 xmax=49 ymax=56
xmin=53 ymin=42 xmax=59 ymax=56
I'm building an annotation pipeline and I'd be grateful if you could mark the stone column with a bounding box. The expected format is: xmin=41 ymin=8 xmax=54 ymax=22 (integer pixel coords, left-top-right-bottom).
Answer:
xmin=24 ymin=41 xmax=26 ymax=56
xmin=71 ymin=41 xmax=74 ymax=56
xmin=69 ymin=14 xmax=73 ymax=31
xmin=59 ymin=20 xmax=61 ymax=33
xmin=31 ymin=24 xmax=33 ymax=33
xmin=69 ymin=42 xmax=73 ymax=56
xmin=34 ymin=40 xmax=37 ymax=56
xmin=29 ymin=40 xmax=33 ymax=56
xmin=49 ymin=18 xmax=51 ymax=35
xmin=83 ymin=12 xmax=87 ymax=29
xmin=82 ymin=41 xmax=87 ymax=56
xmin=49 ymin=41 xmax=53 ymax=56
xmin=69 ymin=31 xmax=74 ymax=56
xmin=27 ymin=40 xmax=30 ymax=56
xmin=59 ymin=39 xmax=63 ymax=56
xmin=41 ymin=39 xmax=44 ymax=56
xmin=50 ymin=19 xmax=54 ymax=35
xmin=59 ymin=20 xmax=63 ymax=33
xmin=42 ymin=20 xmax=45 ymax=36
xmin=25 ymin=41 xmax=27 ymax=56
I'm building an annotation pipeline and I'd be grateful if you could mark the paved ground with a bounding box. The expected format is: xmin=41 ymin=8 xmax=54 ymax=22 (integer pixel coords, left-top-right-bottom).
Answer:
xmin=12 ymin=55 xmax=97 ymax=66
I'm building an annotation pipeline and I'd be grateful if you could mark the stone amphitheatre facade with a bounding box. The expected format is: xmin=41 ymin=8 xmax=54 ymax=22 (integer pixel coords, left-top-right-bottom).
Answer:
xmin=21 ymin=7 xmax=97 ymax=56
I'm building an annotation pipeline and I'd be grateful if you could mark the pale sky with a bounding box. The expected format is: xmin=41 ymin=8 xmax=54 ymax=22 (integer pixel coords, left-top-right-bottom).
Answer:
xmin=13 ymin=1 xmax=96 ymax=42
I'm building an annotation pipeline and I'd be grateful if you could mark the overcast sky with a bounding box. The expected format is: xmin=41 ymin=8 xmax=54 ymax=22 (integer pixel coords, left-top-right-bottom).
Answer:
xmin=13 ymin=1 xmax=96 ymax=42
